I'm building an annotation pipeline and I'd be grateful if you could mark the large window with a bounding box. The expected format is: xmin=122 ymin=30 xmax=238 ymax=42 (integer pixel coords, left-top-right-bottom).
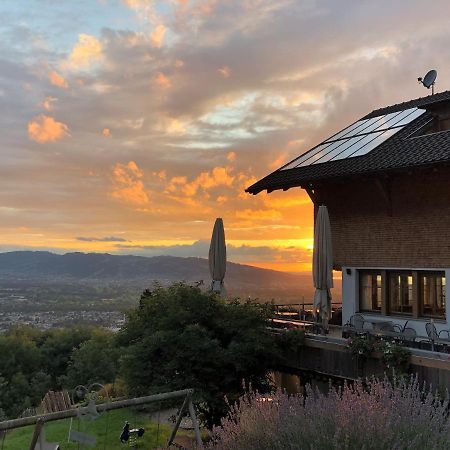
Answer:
xmin=357 ymin=269 xmax=447 ymax=319
xmin=359 ymin=271 xmax=382 ymax=312
xmin=388 ymin=272 xmax=413 ymax=315
xmin=420 ymin=272 xmax=446 ymax=319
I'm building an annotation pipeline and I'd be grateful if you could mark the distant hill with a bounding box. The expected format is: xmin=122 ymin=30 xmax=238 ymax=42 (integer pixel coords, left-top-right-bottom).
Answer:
xmin=0 ymin=251 xmax=341 ymax=303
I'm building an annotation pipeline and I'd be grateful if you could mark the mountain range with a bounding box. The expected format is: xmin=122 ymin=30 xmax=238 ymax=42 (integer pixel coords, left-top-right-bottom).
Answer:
xmin=0 ymin=251 xmax=335 ymax=302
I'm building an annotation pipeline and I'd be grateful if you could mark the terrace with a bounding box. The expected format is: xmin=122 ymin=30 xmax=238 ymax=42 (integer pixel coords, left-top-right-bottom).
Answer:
xmin=269 ymin=303 xmax=450 ymax=389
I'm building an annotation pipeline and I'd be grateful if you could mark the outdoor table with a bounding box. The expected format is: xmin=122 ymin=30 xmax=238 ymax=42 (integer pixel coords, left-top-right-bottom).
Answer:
xmin=370 ymin=329 xmax=403 ymax=341
xmin=363 ymin=318 xmax=394 ymax=331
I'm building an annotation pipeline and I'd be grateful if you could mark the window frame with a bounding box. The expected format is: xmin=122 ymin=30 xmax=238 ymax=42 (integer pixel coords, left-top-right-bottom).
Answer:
xmin=419 ymin=271 xmax=446 ymax=319
xmin=358 ymin=270 xmax=382 ymax=313
xmin=387 ymin=271 xmax=414 ymax=316
xmin=356 ymin=269 xmax=446 ymax=320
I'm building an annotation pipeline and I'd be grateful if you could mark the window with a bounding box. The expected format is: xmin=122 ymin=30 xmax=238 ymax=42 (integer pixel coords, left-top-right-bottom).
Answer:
xmin=357 ymin=269 xmax=447 ymax=318
xmin=359 ymin=271 xmax=382 ymax=312
xmin=420 ymin=272 xmax=446 ymax=319
xmin=388 ymin=272 xmax=413 ymax=315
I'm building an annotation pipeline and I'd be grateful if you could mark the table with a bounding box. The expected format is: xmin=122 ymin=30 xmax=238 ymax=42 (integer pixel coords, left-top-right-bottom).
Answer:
xmin=363 ymin=318 xmax=394 ymax=331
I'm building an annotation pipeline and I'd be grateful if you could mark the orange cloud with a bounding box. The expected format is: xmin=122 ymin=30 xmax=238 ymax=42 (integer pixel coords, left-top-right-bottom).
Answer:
xmin=181 ymin=166 xmax=234 ymax=197
xmin=111 ymin=161 xmax=150 ymax=206
xmin=154 ymin=170 xmax=166 ymax=180
xmin=122 ymin=0 xmax=141 ymax=7
xmin=42 ymin=97 xmax=57 ymax=111
xmin=218 ymin=66 xmax=231 ymax=78
xmin=122 ymin=0 xmax=158 ymax=23
xmin=197 ymin=0 xmax=216 ymax=16
xmin=49 ymin=71 xmax=68 ymax=89
xmin=153 ymin=72 xmax=171 ymax=88
xmin=156 ymin=116 xmax=187 ymax=135
xmin=166 ymin=176 xmax=187 ymax=193
xmin=67 ymin=34 xmax=102 ymax=70
xmin=150 ymin=24 xmax=166 ymax=48
xmin=227 ymin=151 xmax=236 ymax=162
xmin=28 ymin=115 xmax=70 ymax=143
xmin=269 ymin=152 xmax=288 ymax=169
xmin=102 ymin=128 xmax=111 ymax=137
xmin=235 ymin=208 xmax=282 ymax=221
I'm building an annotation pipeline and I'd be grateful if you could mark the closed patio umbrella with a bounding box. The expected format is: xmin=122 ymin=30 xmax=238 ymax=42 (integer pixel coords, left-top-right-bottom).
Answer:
xmin=209 ymin=218 xmax=226 ymax=293
xmin=313 ymin=205 xmax=333 ymax=330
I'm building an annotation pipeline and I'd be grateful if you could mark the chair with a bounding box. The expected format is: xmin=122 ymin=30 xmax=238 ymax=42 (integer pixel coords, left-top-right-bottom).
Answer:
xmin=349 ymin=313 xmax=365 ymax=331
xmin=401 ymin=327 xmax=417 ymax=342
xmin=378 ymin=323 xmax=402 ymax=340
xmin=425 ymin=322 xmax=450 ymax=342
xmin=379 ymin=323 xmax=396 ymax=332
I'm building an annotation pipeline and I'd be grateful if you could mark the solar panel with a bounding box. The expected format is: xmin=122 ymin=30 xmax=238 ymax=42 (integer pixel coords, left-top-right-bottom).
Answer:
xmin=281 ymin=107 xmax=425 ymax=170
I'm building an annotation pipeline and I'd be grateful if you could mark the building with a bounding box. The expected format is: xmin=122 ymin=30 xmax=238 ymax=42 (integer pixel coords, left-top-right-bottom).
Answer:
xmin=246 ymin=91 xmax=450 ymax=336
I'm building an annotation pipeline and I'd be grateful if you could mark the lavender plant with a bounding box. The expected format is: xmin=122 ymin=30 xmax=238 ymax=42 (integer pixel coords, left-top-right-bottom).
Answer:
xmin=205 ymin=376 xmax=450 ymax=450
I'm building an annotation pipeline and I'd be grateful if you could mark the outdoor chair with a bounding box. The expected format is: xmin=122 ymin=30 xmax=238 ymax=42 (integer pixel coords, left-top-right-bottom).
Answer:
xmin=349 ymin=313 xmax=365 ymax=331
xmin=379 ymin=323 xmax=402 ymax=333
xmin=425 ymin=322 xmax=450 ymax=342
xmin=342 ymin=314 xmax=367 ymax=338
xmin=401 ymin=327 xmax=417 ymax=342
xmin=377 ymin=322 xmax=403 ymax=341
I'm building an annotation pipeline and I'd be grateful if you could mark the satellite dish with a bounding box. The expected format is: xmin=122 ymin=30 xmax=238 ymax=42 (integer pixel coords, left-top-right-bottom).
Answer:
xmin=418 ymin=69 xmax=437 ymax=94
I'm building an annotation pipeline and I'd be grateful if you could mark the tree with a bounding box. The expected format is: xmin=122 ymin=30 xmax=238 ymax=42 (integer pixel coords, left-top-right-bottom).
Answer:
xmin=40 ymin=326 xmax=96 ymax=388
xmin=117 ymin=283 xmax=279 ymax=428
xmin=66 ymin=330 xmax=120 ymax=388
xmin=0 ymin=325 xmax=96 ymax=418
xmin=0 ymin=327 xmax=42 ymax=417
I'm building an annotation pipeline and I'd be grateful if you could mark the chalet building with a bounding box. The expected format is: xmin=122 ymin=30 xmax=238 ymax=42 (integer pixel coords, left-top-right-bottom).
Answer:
xmin=247 ymin=91 xmax=450 ymax=336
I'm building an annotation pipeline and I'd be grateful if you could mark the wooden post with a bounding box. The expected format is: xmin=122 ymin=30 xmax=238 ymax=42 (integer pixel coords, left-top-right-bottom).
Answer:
xmin=412 ymin=271 xmax=420 ymax=319
xmin=29 ymin=419 xmax=44 ymax=450
xmin=381 ymin=270 xmax=388 ymax=316
xmin=188 ymin=396 xmax=203 ymax=448
xmin=166 ymin=394 xmax=189 ymax=447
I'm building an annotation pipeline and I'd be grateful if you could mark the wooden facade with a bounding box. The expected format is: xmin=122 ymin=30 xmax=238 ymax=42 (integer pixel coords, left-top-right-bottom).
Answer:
xmin=310 ymin=167 xmax=450 ymax=270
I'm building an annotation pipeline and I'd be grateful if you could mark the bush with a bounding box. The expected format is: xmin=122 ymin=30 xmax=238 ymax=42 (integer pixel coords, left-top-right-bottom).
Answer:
xmin=207 ymin=376 xmax=450 ymax=450
xmin=346 ymin=335 xmax=411 ymax=375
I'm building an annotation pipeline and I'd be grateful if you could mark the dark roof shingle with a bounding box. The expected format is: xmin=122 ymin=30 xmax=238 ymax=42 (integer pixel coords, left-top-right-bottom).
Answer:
xmin=247 ymin=91 xmax=450 ymax=194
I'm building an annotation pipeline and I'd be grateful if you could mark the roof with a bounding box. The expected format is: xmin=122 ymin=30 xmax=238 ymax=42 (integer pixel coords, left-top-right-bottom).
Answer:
xmin=246 ymin=90 xmax=450 ymax=195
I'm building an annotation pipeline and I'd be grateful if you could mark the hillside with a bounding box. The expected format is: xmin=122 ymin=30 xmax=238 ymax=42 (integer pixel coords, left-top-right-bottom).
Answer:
xmin=0 ymin=251 xmax=331 ymax=302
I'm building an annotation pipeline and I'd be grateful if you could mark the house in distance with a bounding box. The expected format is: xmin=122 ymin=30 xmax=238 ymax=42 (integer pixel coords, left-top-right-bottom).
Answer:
xmin=247 ymin=90 xmax=450 ymax=336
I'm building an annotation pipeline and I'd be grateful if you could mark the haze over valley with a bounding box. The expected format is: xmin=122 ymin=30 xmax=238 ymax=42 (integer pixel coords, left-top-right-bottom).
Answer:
xmin=0 ymin=251 xmax=341 ymax=331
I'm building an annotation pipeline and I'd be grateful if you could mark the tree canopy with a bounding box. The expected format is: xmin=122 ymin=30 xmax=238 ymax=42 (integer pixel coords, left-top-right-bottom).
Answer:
xmin=0 ymin=325 xmax=118 ymax=418
xmin=117 ymin=283 xmax=279 ymax=428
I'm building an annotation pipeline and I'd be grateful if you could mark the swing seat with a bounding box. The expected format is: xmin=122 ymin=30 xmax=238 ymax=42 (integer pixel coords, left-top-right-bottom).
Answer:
xmin=33 ymin=443 xmax=60 ymax=450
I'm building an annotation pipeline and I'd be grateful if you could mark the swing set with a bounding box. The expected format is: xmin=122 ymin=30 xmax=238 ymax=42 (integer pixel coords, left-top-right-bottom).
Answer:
xmin=0 ymin=388 xmax=202 ymax=449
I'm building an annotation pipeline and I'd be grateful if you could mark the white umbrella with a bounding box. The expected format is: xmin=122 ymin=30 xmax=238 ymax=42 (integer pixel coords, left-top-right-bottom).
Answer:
xmin=209 ymin=218 xmax=226 ymax=293
xmin=313 ymin=205 xmax=333 ymax=330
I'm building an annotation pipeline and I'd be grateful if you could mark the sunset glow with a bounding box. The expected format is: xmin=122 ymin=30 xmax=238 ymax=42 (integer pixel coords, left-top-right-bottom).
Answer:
xmin=1 ymin=1 xmax=449 ymax=272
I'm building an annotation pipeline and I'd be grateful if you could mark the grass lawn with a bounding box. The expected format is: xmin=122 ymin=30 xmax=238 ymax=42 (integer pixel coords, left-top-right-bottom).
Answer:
xmin=2 ymin=407 xmax=175 ymax=449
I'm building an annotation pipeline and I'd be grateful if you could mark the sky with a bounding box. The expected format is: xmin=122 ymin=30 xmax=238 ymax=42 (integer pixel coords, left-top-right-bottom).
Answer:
xmin=1 ymin=0 xmax=450 ymax=273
